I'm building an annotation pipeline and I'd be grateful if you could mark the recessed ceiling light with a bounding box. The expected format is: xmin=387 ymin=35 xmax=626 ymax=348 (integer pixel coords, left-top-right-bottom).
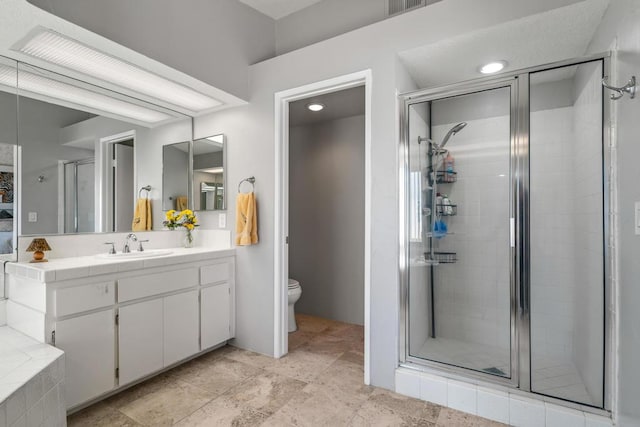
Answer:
xmin=15 ymin=29 xmax=222 ymax=112
xmin=307 ymin=103 xmax=324 ymax=112
xmin=479 ymin=61 xmax=508 ymax=74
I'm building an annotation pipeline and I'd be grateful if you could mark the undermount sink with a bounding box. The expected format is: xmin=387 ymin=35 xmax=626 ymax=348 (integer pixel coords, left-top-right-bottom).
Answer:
xmin=96 ymin=249 xmax=174 ymax=259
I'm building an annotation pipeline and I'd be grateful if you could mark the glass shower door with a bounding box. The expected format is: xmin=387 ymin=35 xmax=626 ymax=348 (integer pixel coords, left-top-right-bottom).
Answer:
xmin=529 ymin=61 xmax=605 ymax=407
xmin=405 ymin=82 xmax=515 ymax=380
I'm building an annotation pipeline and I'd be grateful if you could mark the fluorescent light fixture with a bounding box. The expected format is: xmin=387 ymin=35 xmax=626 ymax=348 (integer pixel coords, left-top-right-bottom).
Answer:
xmin=307 ymin=103 xmax=324 ymax=112
xmin=0 ymin=64 xmax=172 ymax=124
xmin=206 ymin=135 xmax=224 ymax=144
xmin=200 ymin=167 xmax=224 ymax=174
xmin=17 ymin=29 xmax=222 ymax=112
xmin=479 ymin=61 xmax=508 ymax=74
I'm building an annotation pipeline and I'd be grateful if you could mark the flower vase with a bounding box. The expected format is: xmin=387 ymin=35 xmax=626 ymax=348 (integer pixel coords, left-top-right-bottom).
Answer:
xmin=183 ymin=229 xmax=194 ymax=248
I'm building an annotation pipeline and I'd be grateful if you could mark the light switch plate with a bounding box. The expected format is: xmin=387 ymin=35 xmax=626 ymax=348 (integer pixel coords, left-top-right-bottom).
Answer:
xmin=219 ymin=213 xmax=226 ymax=228
xmin=28 ymin=212 xmax=37 ymax=222
xmin=636 ymin=202 xmax=640 ymax=235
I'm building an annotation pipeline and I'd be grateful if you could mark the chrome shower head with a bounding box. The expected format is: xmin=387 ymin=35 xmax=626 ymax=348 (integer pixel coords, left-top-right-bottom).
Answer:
xmin=439 ymin=122 xmax=467 ymax=149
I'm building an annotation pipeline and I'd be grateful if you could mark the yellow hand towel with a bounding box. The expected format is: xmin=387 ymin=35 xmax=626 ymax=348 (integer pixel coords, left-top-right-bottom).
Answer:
xmin=235 ymin=192 xmax=258 ymax=246
xmin=176 ymin=196 xmax=188 ymax=211
xmin=132 ymin=198 xmax=152 ymax=231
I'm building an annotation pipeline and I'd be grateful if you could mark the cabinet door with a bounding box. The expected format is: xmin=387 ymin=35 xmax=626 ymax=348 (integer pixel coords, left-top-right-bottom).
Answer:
xmin=119 ymin=299 xmax=163 ymax=386
xmin=201 ymin=283 xmax=230 ymax=349
xmin=164 ymin=290 xmax=199 ymax=366
xmin=55 ymin=309 xmax=115 ymax=409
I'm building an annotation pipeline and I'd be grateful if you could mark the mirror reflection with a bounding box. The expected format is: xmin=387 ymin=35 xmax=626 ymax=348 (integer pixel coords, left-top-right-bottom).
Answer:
xmin=16 ymin=62 xmax=191 ymax=235
xmin=0 ymin=57 xmax=18 ymax=258
xmin=193 ymin=135 xmax=225 ymax=211
xmin=162 ymin=142 xmax=191 ymax=211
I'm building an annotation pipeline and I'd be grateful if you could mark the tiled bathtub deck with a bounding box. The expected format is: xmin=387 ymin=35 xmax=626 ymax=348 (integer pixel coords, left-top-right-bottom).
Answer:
xmin=68 ymin=314 xmax=505 ymax=426
xmin=0 ymin=326 xmax=66 ymax=426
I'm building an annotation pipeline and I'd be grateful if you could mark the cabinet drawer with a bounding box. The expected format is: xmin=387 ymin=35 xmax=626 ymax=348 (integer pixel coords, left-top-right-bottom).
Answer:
xmin=200 ymin=263 xmax=230 ymax=285
xmin=118 ymin=268 xmax=199 ymax=302
xmin=54 ymin=282 xmax=115 ymax=317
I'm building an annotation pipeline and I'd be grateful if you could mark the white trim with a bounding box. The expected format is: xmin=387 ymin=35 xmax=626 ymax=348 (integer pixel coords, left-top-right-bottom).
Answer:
xmin=274 ymin=70 xmax=373 ymax=384
xmin=57 ymin=160 xmax=65 ymax=234
xmin=97 ymin=130 xmax=136 ymax=232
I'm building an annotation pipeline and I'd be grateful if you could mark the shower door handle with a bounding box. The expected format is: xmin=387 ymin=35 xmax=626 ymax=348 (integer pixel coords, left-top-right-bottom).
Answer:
xmin=510 ymin=218 xmax=515 ymax=247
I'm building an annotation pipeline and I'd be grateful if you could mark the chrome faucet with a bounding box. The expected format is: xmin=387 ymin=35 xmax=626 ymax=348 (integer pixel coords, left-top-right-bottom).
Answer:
xmin=123 ymin=233 xmax=138 ymax=253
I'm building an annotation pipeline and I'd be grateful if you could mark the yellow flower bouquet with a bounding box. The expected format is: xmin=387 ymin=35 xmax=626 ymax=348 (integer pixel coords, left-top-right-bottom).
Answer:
xmin=163 ymin=209 xmax=199 ymax=247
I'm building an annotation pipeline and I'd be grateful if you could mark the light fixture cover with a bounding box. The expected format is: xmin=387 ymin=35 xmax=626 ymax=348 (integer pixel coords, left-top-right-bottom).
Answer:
xmin=479 ymin=61 xmax=507 ymax=74
xmin=0 ymin=64 xmax=172 ymax=124
xmin=307 ymin=103 xmax=325 ymax=112
xmin=17 ymin=29 xmax=222 ymax=112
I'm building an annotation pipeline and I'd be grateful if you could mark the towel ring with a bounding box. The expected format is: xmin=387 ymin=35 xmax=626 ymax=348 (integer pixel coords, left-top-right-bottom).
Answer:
xmin=138 ymin=185 xmax=151 ymax=198
xmin=238 ymin=176 xmax=255 ymax=193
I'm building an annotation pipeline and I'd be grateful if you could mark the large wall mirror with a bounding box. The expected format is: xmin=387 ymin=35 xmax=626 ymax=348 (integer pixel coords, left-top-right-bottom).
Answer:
xmin=14 ymin=60 xmax=192 ymax=235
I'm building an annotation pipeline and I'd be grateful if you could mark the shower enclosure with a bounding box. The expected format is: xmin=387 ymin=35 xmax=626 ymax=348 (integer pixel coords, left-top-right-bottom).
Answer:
xmin=63 ymin=158 xmax=95 ymax=233
xmin=400 ymin=56 xmax=610 ymax=410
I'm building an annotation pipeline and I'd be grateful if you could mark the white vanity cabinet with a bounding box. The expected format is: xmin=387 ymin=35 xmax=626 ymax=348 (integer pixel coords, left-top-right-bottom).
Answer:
xmin=118 ymin=298 xmax=164 ymax=386
xmin=55 ymin=308 xmax=116 ymax=408
xmin=5 ymin=249 xmax=235 ymax=411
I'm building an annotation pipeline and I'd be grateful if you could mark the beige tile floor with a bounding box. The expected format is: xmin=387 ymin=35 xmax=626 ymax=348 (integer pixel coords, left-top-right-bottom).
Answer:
xmin=68 ymin=314 xmax=506 ymax=426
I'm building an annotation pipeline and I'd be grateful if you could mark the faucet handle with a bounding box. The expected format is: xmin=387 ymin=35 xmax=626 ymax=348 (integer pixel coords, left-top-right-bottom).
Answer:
xmin=104 ymin=242 xmax=116 ymax=254
xmin=138 ymin=240 xmax=149 ymax=252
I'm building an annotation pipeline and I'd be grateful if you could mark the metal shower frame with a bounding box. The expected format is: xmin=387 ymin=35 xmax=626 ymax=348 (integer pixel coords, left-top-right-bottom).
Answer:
xmin=398 ymin=52 xmax=613 ymax=415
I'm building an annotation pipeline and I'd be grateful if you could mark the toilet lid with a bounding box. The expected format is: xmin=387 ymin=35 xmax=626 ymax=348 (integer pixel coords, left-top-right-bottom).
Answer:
xmin=288 ymin=279 xmax=300 ymax=289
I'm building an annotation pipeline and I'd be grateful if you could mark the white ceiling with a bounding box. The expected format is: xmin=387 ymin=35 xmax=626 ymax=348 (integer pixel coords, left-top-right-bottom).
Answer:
xmin=289 ymin=86 xmax=365 ymax=127
xmin=237 ymin=0 xmax=323 ymax=19
xmin=399 ymin=0 xmax=610 ymax=89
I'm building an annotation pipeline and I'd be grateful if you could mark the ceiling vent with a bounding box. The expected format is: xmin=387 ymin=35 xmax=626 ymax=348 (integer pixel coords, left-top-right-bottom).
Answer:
xmin=387 ymin=0 xmax=441 ymax=17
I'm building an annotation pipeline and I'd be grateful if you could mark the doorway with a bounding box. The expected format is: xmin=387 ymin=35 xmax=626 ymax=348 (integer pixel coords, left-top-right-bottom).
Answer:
xmin=97 ymin=131 xmax=136 ymax=233
xmin=274 ymin=71 xmax=372 ymax=383
xmin=110 ymin=139 xmax=134 ymax=232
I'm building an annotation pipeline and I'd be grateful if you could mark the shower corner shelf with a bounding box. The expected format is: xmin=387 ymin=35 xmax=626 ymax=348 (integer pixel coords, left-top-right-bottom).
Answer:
xmin=424 ymin=251 xmax=457 ymax=264
xmin=435 ymin=170 xmax=457 ymax=183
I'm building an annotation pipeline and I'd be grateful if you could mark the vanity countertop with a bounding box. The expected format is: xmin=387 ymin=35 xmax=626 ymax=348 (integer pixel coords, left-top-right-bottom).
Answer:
xmin=6 ymin=247 xmax=235 ymax=283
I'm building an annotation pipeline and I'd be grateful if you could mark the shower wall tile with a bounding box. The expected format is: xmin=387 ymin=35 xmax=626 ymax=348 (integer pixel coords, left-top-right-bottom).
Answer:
xmin=545 ymin=404 xmax=585 ymax=427
xmin=419 ymin=373 xmax=447 ymax=406
xmin=477 ymin=387 xmax=509 ymax=424
xmin=395 ymin=369 xmax=420 ymax=399
xmin=584 ymin=413 xmax=613 ymax=427
xmin=447 ymin=380 xmax=476 ymax=415
xmin=397 ymin=368 xmax=612 ymax=426
xmin=509 ymin=396 xmax=546 ymax=427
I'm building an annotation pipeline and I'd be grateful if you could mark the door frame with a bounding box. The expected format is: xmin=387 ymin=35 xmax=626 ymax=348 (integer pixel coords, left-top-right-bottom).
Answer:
xmin=97 ymin=130 xmax=136 ymax=232
xmin=274 ymin=70 xmax=372 ymax=384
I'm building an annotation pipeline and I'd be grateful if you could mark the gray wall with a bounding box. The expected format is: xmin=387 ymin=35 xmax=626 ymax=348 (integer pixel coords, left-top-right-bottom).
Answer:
xmin=27 ymin=0 xmax=276 ymax=100
xmin=587 ymin=0 xmax=640 ymax=424
xmin=289 ymin=115 xmax=365 ymax=325
xmin=192 ymin=0 xmax=582 ymax=390
xmin=18 ymin=97 xmax=94 ymax=235
xmin=275 ymin=0 xmax=445 ymax=55
xmin=193 ymin=151 xmax=222 ymax=170
xmin=276 ymin=0 xmax=386 ymax=55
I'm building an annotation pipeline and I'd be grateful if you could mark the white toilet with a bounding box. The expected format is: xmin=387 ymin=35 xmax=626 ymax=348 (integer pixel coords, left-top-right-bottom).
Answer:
xmin=288 ymin=278 xmax=302 ymax=332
